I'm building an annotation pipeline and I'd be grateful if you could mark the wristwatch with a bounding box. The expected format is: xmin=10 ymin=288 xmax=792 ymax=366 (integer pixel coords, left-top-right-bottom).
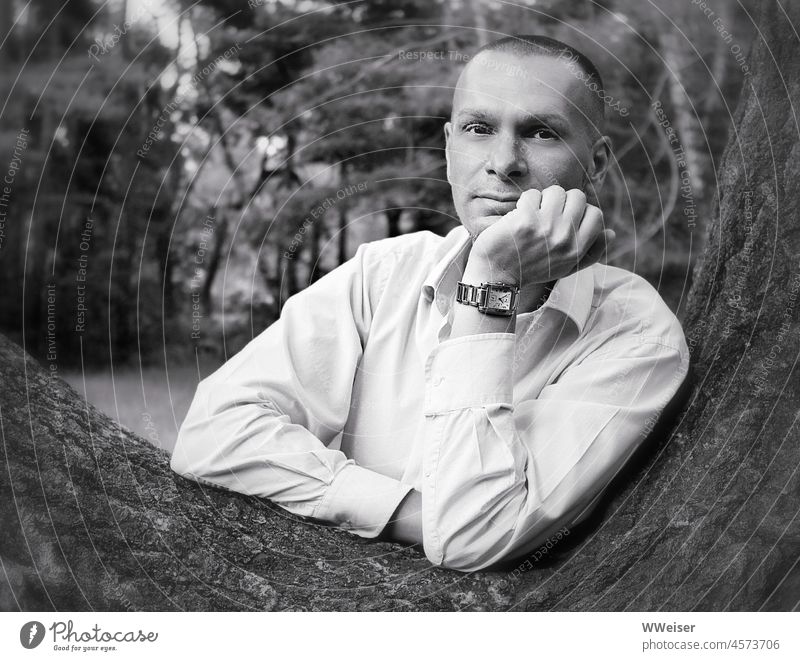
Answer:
xmin=456 ymin=281 xmax=520 ymax=316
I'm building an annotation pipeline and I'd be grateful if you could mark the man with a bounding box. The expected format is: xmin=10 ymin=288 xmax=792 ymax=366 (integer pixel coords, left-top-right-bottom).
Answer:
xmin=171 ymin=35 xmax=689 ymax=572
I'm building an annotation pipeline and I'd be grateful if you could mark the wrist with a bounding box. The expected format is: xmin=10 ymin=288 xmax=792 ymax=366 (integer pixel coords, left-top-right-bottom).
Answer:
xmin=463 ymin=257 xmax=519 ymax=288
xmin=463 ymin=254 xmax=554 ymax=315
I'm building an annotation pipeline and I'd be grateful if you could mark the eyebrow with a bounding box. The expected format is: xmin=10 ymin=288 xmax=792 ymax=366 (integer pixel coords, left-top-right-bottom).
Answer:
xmin=455 ymin=107 xmax=571 ymax=132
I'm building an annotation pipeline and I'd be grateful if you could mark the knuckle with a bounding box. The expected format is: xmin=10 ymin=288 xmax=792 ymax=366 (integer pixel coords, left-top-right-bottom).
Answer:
xmin=586 ymin=203 xmax=603 ymax=220
xmin=518 ymin=188 xmax=541 ymax=208
xmin=553 ymin=228 xmax=574 ymax=251
xmin=583 ymin=207 xmax=602 ymax=228
xmin=569 ymin=188 xmax=586 ymax=201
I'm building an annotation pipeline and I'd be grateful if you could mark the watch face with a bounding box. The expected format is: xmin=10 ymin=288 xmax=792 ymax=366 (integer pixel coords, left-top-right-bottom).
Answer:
xmin=487 ymin=289 xmax=512 ymax=310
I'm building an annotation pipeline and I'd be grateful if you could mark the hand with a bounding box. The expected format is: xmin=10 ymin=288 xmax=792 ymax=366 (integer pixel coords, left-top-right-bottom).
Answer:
xmin=467 ymin=185 xmax=615 ymax=288
xmin=381 ymin=489 xmax=422 ymax=545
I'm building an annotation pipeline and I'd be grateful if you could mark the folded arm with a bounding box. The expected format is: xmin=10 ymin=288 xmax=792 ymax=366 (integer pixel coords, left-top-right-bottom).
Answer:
xmin=171 ymin=243 xmax=414 ymax=537
xmin=413 ymin=265 xmax=689 ymax=571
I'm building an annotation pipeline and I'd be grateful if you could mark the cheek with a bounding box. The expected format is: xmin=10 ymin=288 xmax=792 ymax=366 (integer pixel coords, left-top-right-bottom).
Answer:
xmin=531 ymin=147 xmax=586 ymax=187
xmin=449 ymin=140 xmax=485 ymax=181
xmin=448 ymin=164 xmax=478 ymax=202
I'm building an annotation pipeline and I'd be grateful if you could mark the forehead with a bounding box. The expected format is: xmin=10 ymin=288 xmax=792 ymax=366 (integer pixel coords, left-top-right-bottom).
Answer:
xmin=453 ymin=51 xmax=595 ymax=126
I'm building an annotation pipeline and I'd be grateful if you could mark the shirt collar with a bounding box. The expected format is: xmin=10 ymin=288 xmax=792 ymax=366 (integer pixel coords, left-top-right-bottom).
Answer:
xmin=421 ymin=225 xmax=472 ymax=315
xmin=421 ymin=224 xmax=595 ymax=333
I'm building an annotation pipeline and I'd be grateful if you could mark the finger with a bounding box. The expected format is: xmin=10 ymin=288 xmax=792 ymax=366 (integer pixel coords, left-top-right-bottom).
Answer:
xmin=515 ymin=188 xmax=542 ymax=216
xmin=562 ymin=189 xmax=587 ymax=230
xmin=576 ymin=204 xmax=604 ymax=257
xmin=540 ymin=185 xmax=567 ymax=218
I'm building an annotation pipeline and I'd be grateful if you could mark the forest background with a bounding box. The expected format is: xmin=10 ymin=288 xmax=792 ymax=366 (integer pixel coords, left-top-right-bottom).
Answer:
xmin=0 ymin=0 xmax=759 ymax=449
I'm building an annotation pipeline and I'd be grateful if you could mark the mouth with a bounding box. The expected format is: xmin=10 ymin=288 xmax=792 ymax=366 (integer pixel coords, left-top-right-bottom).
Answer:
xmin=474 ymin=192 xmax=520 ymax=204
xmin=472 ymin=194 xmax=519 ymax=215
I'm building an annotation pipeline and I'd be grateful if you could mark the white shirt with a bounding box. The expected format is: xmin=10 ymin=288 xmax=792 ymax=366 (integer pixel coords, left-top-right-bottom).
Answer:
xmin=171 ymin=225 xmax=689 ymax=571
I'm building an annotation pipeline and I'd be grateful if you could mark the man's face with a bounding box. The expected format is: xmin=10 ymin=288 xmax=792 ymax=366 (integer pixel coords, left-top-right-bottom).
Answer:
xmin=445 ymin=51 xmax=608 ymax=238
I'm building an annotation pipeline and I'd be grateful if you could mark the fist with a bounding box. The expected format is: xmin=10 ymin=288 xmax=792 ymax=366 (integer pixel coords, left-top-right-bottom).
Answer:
xmin=468 ymin=185 xmax=614 ymax=287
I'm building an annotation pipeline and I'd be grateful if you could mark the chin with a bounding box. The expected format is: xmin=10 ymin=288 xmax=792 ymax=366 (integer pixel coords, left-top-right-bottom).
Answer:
xmin=463 ymin=214 xmax=503 ymax=238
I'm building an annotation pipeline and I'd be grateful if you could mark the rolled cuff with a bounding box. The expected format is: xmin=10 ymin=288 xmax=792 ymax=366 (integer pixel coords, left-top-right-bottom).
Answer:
xmin=424 ymin=332 xmax=515 ymax=414
xmin=314 ymin=463 xmax=415 ymax=538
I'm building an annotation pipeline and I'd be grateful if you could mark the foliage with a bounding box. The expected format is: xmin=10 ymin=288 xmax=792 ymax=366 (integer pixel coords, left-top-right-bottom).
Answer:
xmin=0 ymin=0 xmax=760 ymax=366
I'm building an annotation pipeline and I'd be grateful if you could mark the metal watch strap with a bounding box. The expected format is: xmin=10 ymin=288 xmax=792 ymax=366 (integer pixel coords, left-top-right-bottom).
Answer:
xmin=456 ymin=281 xmax=520 ymax=316
xmin=456 ymin=281 xmax=485 ymax=308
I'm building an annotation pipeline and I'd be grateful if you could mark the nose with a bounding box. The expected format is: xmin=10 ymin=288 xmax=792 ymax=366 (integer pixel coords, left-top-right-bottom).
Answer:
xmin=485 ymin=134 xmax=527 ymax=179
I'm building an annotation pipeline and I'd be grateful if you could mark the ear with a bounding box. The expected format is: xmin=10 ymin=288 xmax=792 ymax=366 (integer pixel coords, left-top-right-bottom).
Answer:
xmin=588 ymin=135 xmax=612 ymax=188
xmin=444 ymin=121 xmax=453 ymax=184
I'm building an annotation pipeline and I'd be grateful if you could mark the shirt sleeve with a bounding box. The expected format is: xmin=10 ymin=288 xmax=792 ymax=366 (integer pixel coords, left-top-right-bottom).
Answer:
xmin=170 ymin=242 xmax=414 ymax=538
xmin=421 ymin=317 xmax=690 ymax=571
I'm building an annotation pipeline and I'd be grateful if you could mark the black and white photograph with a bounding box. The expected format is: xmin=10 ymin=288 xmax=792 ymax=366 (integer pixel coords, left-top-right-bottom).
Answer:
xmin=1 ymin=0 xmax=798 ymax=654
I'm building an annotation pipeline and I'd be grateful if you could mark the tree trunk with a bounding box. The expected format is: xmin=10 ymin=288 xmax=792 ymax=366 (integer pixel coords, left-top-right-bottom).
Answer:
xmin=660 ymin=29 xmax=709 ymax=199
xmin=1 ymin=3 xmax=798 ymax=611
xmin=385 ymin=206 xmax=403 ymax=237
xmin=200 ymin=209 xmax=228 ymax=317
xmin=337 ymin=204 xmax=348 ymax=266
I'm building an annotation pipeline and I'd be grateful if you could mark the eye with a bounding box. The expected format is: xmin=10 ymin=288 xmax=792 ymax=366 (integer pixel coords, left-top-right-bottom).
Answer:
xmin=530 ymin=127 xmax=558 ymax=140
xmin=462 ymin=121 xmax=493 ymax=135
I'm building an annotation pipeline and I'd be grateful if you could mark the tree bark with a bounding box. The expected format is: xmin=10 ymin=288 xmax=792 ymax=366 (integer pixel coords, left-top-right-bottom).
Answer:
xmin=660 ymin=29 xmax=709 ymax=199
xmin=1 ymin=3 xmax=799 ymax=611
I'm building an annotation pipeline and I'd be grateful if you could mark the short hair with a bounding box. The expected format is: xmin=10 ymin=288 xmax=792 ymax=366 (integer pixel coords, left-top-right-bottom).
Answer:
xmin=472 ymin=34 xmax=606 ymax=124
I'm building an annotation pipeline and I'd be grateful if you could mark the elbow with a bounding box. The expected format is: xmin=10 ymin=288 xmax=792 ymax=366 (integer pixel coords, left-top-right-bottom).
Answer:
xmin=422 ymin=469 xmax=535 ymax=571
xmin=169 ymin=442 xmax=194 ymax=478
xmin=170 ymin=382 xmax=212 ymax=480
xmin=433 ymin=550 xmax=497 ymax=573
xmin=425 ymin=494 xmax=569 ymax=572
xmin=170 ymin=426 xmax=202 ymax=480
xmin=422 ymin=479 xmax=530 ymax=572
xmin=426 ymin=530 xmax=511 ymax=573
xmin=424 ymin=509 xmax=519 ymax=572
